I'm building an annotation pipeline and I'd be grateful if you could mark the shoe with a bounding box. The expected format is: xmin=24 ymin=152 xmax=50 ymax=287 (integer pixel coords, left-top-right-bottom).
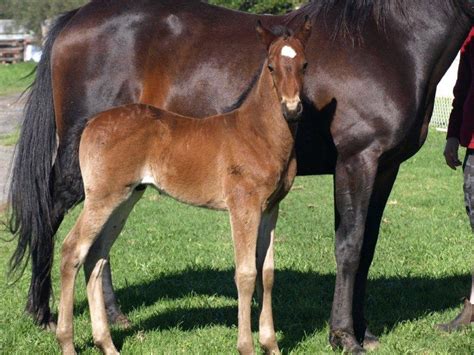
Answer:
xmin=436 ymin=298 xmax=474 ymax=332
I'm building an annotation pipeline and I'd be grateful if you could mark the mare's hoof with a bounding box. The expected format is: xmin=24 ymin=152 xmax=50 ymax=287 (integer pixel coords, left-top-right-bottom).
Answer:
xmin=263 ymin=346 xmax=280 ymax=355
xmin=109 ymin=313 xmax=132 ymax=329
xmin=31 ymin=312 xmax=57 ymax=332
xmin=362 ymin=329 xmax=380 ymax=351
xmin=329 ymin=330 xmax=365 ymax=354
xmin=436 ymin=298 xmax=473 ymax=332
xmin=41 ymin=320 xmax=57 ymax=332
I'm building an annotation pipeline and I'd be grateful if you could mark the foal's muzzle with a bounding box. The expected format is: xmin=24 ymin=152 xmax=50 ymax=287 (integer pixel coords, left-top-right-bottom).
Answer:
xmin=282 ymin=100 xmax=303 ymax=122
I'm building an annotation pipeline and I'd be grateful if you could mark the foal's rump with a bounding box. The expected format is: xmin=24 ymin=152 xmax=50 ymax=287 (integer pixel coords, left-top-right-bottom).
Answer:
xmin=80 ymin=105 xmax=155 ymax=193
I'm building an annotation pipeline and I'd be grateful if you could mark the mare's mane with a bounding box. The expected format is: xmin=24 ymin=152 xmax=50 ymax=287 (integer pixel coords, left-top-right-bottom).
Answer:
xmin=286 ymin=0 xmax=458 ymax=41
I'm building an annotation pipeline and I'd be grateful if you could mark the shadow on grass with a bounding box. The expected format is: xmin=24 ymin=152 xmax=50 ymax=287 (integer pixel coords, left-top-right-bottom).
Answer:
xmin=75 ymin=269 xmax=469 ymax=352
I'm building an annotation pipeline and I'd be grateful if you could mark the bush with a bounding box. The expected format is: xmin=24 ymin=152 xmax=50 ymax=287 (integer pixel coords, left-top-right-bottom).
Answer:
xmin=208 ymin=0 xmax=304 ymax=14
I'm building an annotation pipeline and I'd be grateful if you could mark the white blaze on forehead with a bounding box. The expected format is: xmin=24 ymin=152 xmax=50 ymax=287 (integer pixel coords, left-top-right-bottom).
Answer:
xmin=281 ymin=45 xmax=297 ymax=58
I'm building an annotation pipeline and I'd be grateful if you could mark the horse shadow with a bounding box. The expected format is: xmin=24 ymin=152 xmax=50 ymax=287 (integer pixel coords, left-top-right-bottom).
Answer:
xmin=74 ymin=268 xmax=469 ymax=352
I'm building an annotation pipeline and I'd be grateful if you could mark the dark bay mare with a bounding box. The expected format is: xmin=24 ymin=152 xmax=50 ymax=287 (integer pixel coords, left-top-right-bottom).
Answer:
xmin=7 ymin=0 xmax=474 ymax=352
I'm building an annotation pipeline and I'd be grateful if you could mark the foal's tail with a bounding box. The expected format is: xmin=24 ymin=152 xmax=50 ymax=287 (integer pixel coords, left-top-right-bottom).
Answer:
xmin=6 ymin=9 xmax=78 ymax=322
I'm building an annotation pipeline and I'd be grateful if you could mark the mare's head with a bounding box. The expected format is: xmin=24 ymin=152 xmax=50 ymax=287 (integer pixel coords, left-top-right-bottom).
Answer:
xmin=459 ymin=0 xmax=474 ymax=21
xmin=256 ymin=18 xmax=312 ymax=122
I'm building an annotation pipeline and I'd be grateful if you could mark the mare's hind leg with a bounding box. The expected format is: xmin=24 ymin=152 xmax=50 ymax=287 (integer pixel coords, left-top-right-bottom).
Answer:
xmin=352 ymin=165 xmax=399 ymax=350
xmin=25 ymin=153 xmax=84 ymax=330
xmin=84 ymin=188 xmax=145 ymax=330
xmin=25 ymin=142 xmax=127 ymax=331
xmin=256 ymin=206 xmax=280 ymax=354
xmin=228 ymin=196 xmax=262 ymax=355
xmin=56 ymin=192 xmax=126 ymax=355
xmin=85 ymin=189 xmax=144 ymax=354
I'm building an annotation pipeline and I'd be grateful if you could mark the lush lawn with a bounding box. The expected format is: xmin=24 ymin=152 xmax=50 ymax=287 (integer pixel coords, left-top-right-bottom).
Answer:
xmin=0 ymin=130 xmax=473 ymax=354
xmin=0 ymin=62 xmax=35 ymax=96
xmin=0 ymin=126 xmax=20 ymax=146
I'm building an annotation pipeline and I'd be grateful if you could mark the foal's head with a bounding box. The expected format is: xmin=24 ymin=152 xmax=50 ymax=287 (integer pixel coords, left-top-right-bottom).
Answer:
xmin=257 ymin=18 xmax=312 ymax=122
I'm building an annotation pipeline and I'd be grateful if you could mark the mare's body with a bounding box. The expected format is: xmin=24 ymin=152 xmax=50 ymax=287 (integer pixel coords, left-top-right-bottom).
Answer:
xmin=8 ymin=0 xmax=474 ymax=351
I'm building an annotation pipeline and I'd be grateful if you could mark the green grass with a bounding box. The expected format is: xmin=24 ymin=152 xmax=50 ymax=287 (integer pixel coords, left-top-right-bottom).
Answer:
xmin=0 ymin=126 xmax=20 ymax=146
xmin=1 ymin=130 xmax=473 ymax=354
xmin=0 ymin=62 xmax=35 ymax=96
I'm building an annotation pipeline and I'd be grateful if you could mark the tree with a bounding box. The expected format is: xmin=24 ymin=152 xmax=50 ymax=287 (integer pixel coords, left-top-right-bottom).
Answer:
xmin=208 ymin=0 xmax=305 ymax=14
xmin=1 ymin=0 xmax=88 ymax=37
xmin=1 ymin=0 xmax=304 ymax=39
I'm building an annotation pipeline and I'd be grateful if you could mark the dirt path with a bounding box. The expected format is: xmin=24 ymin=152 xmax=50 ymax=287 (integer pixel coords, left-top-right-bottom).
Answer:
xmin=0 ymin=93 xmax=25 ymax=207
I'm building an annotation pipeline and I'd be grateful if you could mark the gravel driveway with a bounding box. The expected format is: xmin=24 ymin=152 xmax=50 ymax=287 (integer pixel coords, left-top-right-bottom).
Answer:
xmin=0 ymin=93 xmax=25 ymax=207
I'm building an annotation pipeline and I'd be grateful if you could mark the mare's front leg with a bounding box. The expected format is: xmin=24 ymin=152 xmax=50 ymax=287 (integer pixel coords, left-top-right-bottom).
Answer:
xmin=228 ymin=195 xmax=262 ymax=355
xmin=256 ymin=206 xmax=280 ymax=354
xmin=329 ymin=150 xmax=379 ymax=353
xmin=352 ymin=165 xmax=400 ymax=349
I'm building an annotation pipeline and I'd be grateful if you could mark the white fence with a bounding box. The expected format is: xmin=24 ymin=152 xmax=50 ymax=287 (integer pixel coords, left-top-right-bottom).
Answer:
xmin=431 ymin=53 xmax=459 ymax=131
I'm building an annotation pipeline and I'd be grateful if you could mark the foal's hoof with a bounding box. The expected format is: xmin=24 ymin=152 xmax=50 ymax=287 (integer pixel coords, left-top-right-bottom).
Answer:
xmin=362 ymin=329 xmax=380 ymax=351
xmin=329 ymin=330 xmax=365 ymax=354
xmin=109 ymin=313 xmax=132 ymax=329
xmin=436 ymin=298 xmax=474 ymax=332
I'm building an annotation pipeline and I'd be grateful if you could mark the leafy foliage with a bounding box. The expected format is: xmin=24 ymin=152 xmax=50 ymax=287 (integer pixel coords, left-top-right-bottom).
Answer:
xmin=0 ymin=0 xmax=306 ymax=38
xmin=208 ymin=0 xmax=305 ymax=14
xmin=0 ymin=0 xmax=88 ymax=37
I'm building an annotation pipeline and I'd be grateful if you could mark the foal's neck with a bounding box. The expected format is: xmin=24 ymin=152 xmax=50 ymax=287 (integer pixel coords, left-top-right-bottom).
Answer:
xmin=237 ymin=60 xmax=286 ymax=130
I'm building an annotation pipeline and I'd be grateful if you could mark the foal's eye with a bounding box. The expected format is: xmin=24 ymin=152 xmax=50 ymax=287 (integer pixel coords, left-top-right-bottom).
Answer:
xmin=268 ymin=64 xmax=275 ymax=73
xmin=302 ymin=62 xmax=309 ymax=73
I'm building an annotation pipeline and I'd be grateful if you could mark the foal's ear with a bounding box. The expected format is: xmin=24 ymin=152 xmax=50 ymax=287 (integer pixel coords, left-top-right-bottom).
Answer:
xmin=295 ymin=16 xmax=312 ymax=47
xmin=256 ymin=20 xmax=276 ymax=50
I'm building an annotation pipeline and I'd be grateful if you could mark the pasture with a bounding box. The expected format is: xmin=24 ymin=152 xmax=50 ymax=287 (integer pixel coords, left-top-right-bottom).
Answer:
xmin=0 ymin=128 xmax=473 ymax=353
xmin=0 ymin=62 xmax=34 ymax=95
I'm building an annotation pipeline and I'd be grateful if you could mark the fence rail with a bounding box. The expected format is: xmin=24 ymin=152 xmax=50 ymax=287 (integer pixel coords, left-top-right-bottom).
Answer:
xmin=0 ymin=39 xmax=25 ymax=63
xmin=432 ymin=97 xmax=452 ymax=131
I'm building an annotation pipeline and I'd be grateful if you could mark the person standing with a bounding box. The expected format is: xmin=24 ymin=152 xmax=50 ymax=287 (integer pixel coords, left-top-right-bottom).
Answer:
xmin=439 ymin=27 xmax=474 ymax=331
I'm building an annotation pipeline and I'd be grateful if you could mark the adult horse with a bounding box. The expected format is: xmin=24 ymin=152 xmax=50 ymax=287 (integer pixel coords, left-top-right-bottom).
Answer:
xmin=7 ymin=0 xmax=474 ymax=352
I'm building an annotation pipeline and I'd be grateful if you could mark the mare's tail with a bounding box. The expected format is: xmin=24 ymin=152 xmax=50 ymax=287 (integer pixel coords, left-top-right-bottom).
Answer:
xmin=7 ymin=9 xmax=79 ymax=325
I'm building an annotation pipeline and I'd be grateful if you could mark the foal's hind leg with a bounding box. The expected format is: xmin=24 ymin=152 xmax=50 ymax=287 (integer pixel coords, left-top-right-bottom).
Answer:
xmin=256 ymin=206 xmax=280 ymax=354
xmin=85 ymin=189 xmax=144 ymax=354
xmin=56 ymin=194 xmax=126 ymax=355
xmin=84 ymin=189 xmax=144 ymax=332
xmin=52 ymin=144 xmax=128 ymax=328
xmin=228 ymin=196 xmax=262 ymax=355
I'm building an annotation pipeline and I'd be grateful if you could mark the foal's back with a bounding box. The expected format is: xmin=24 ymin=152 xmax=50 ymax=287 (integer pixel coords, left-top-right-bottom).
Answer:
xmin=80 ymin=104 xmax=287 ymax=210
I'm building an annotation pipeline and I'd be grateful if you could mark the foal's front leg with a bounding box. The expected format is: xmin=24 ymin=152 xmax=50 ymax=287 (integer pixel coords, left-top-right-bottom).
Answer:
xmin=256 ymin=206 xmax=280 ymax=354
xmin=228 ymin=198 xmax=262 ymax=355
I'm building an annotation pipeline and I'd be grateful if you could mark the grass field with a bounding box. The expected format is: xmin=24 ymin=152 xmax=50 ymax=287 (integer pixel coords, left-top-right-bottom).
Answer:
xmin=0 ymin=127 xmax=20 ymax=146
xmin=0 ymin=130 xmax=473 ymax=354
xmin=0 ymin=62 xmax=35 ymax=96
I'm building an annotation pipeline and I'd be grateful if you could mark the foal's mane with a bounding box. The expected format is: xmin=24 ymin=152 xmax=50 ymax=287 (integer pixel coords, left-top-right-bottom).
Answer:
xmin=223 ymin=25 xmax=292 ymax=114
xmin=222 ymin=64 xmax=263 ymax=113
xmin=287 ymin=0 xmax=458 ymax=42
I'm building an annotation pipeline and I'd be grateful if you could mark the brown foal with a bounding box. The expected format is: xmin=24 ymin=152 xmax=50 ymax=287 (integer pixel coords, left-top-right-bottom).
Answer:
xmin=56 ymin=20 xmax=311 ymax=355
